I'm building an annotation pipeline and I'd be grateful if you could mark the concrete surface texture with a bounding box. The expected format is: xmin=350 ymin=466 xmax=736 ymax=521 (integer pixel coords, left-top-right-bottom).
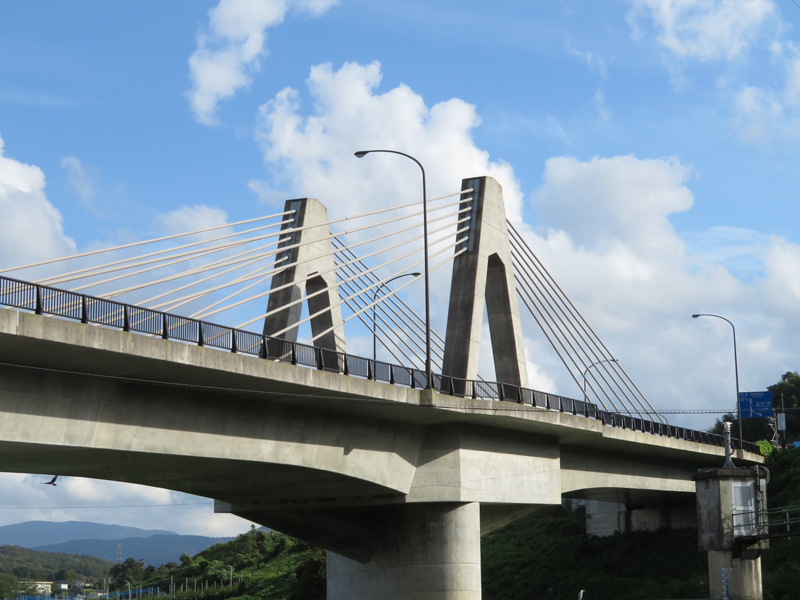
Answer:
xmin=326 ymin=503 xmax=481 ymax=600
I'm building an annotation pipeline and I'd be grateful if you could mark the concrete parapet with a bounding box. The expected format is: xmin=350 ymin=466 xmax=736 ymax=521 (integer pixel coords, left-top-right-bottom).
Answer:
xmin=327 ymin=502 xmax=481 ymax=600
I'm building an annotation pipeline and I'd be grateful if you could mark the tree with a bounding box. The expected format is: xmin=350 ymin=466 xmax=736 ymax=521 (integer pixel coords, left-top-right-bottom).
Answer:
xmin=0 ymin=573 xmax=19 ymax=598
xmin=109 ymin=559 xmax=145 ymax=590
xmin=54 ymin=569 xmax=75 ymax=582
xmin=708 ymin=371 xmax=800 ymax=443
xmin=769 ymin=371 xmax=800 ymax=443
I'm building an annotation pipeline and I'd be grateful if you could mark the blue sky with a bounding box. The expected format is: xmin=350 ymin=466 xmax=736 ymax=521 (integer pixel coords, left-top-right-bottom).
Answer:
xmin=1 ymin=0 xmax=800 ymax=535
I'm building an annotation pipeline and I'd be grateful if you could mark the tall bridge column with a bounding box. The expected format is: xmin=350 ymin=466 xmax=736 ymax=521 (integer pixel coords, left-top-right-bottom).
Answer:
xmin=263 ymin=197 xmax=346 ymax=352
xmin=327 ymin=502 xmax=481 ymax=600
xmin=442 ymin=176 xmax=528 ymax=387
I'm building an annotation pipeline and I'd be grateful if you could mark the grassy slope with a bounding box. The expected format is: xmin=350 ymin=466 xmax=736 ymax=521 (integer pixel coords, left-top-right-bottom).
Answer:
xmin=0 ymin=544 xmax=115 ymax=580
xmin=137 ymin=529 xmax=324 ymax=600
xmin=482 ymin=507 xmax=707 ymax=600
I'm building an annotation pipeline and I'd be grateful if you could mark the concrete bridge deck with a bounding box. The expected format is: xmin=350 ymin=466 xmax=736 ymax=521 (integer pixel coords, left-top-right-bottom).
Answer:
xmin=0 ymin=304 xmax=763 ymax=599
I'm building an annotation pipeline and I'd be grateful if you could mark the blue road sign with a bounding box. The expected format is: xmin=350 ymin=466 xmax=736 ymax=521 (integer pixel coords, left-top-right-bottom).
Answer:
xmin=739 ymin=391 xmax=773 ymax=418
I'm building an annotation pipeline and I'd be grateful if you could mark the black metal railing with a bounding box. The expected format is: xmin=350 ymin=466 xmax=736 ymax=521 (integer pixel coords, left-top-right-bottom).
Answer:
xmin=0 ymin=274 xmax=759 ymax=455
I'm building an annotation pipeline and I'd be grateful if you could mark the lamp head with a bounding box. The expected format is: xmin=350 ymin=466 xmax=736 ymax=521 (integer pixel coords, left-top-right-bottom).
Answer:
xmin=354 ymin=151 xmax=369 ymax=158
xmin=410 ymin=272 xmax=422 ymax=277
xmin=692 ymin=314 xmax=700 ymax=319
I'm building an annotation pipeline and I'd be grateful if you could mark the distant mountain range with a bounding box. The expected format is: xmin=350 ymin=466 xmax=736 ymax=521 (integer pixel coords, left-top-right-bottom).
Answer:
xmin=34 ymin=534 xmax=232 ymax=567
xmin=0 ymin=521 xmax=176 ymax=548
xmin=0 ymin=521 xmax=231 ymax=567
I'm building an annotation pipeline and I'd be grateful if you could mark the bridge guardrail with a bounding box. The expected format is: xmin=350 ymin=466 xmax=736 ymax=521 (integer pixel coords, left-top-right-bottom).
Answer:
xmin=0 ymin=274 xmax=759 ymax=455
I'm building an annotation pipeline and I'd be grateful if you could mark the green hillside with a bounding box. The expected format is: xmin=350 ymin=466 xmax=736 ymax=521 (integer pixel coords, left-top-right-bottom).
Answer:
xmin=0 ymin=544 xmax=115 ymax=580
xmin=110 ymin=528 xmax=324 ymax=600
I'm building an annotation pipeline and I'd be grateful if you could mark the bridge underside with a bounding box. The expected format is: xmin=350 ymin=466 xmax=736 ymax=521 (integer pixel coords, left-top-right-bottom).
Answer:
xmin=0 ymin=308 xmax=762 ymax=599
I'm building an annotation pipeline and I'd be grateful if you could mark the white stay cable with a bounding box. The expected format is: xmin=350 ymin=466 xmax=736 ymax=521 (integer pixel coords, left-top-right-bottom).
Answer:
xmin=4 ymin=186 xmax=468 ymax=276
xmin=335 ymin=273 xmax=431 ymax=367
xmin=507 ymin=222 xmax=664 ymax=423
xmin=275 ymin=236 xmax=466 ymax=343
xmin=303 ymin=244 xmax=467 ymax=347
xmin=38 ymin=218 xmax=295 ymax=286
xmin=333 ymin=260 xmax=443 ymax=365
xmin=64 ymin=228 xmax=289 ymax=291
xmin=99 ymin=240 xmax=287 ymax=299
xmin=336 ymin=280 xmax=423 ymax=368
xmin=510 ymin=243 xmax=639 ymax=416
xmin=332 ymin=240 xmax=447 ymax=355
xmin=234 ymin=225 xmax=468 ymax=331
xmin=158 ymin=257 xmax=289 ymax=313
xmin=148 ymin=199 xmax=468 ymax=307
xmin=3 ymin=209 xmax=296 ymax=274
xmin=141 ymin=252 xmax=279 ymax=308
xmin=198 ymin=215 xmax=469 ymax=322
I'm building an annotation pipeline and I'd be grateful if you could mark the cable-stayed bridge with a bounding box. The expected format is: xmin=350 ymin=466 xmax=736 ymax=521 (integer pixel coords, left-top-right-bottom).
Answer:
xmin=0 ymin=176 xmax=761 ymax=599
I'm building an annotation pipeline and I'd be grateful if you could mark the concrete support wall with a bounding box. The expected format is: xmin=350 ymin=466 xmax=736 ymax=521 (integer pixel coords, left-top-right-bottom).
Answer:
xmin=263 ymin=197 xmax=346 ymax=352
xmin=327 ymin=502 xmax=481 ymax=600
xmin=585 ymin=498 xmax=696 ymax=536
xmin=442 ymin=177 xmax=528 ymax=387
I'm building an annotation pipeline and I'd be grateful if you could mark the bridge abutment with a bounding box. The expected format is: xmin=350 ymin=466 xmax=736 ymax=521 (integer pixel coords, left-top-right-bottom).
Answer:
xmin=327 ymin=502 xmax=481 ymax=600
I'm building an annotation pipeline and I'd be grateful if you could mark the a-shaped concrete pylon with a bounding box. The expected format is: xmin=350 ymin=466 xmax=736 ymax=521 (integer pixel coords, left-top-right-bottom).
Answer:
xmin=442 ymin=176 xmax=529 ymax=387
xmin=263 ymin=197 xmax=346 ymax=353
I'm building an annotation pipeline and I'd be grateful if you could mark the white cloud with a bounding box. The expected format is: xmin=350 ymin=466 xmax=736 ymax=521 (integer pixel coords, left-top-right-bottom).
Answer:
xmin=255 ymin=60 xmax=524 ymax=223
xmin=518 ymin=154 xmax=800 ymax=424
xmin=532 ymin=155 xmax=693 ymax=254
xmin=763 ymin=235 xmax=800 ymax=316
xmin=628 ymin=0 xmax=777 ymax=61
xmin=0 ymin=134 xmax=76 ymax=270
xmin=187 ymin=0 xmax=337 ymax=126
xmin=153 ymin=204 xmax=228 ymax=235
xmin=247 ymin=178 xmax=287 ymax=205
xmin=61 ymin=156 xmax=99 ymax=210
xmin=0 ymin=474 xmax=255 ymax=536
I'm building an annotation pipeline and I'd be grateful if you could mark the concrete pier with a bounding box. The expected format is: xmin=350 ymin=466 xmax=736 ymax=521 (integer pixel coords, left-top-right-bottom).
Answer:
xmin=695 ymin=468 xmax=767 ymax=600
xmin=327 ymin=502 xmax=481 ymax=600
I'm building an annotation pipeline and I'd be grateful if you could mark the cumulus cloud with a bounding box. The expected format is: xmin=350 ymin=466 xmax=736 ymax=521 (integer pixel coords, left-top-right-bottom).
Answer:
xmin=0 ymin=134 xmax=75 ymax=270
xmin=187 ymin=0 xmax=337 ymax=126
xmin=532 ymin=155 xmax=693 ymax=254
xmin=255 ymin=60 xmax=524 ymax=223
xmin=628 ymin=0 xmax=777 ymax=61
xmin=518 ymin=154 xmax=800 ymax=423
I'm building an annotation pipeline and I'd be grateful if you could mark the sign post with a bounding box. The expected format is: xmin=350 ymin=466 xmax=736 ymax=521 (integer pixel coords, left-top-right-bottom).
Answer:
xmin=738 ymin=391 xmax=773 ymax=419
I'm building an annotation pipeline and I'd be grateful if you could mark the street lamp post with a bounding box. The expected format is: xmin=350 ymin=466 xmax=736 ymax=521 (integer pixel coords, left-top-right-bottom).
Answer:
xmin=692 ymin=313 xmax=742 ymax=450
xmin=372 ymin=272 xmax=421 ymax=362
xmin=355 ymin=149 xmax=433 ymax=388
xmin=582 ymin=358 xmax=618 ymax=402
